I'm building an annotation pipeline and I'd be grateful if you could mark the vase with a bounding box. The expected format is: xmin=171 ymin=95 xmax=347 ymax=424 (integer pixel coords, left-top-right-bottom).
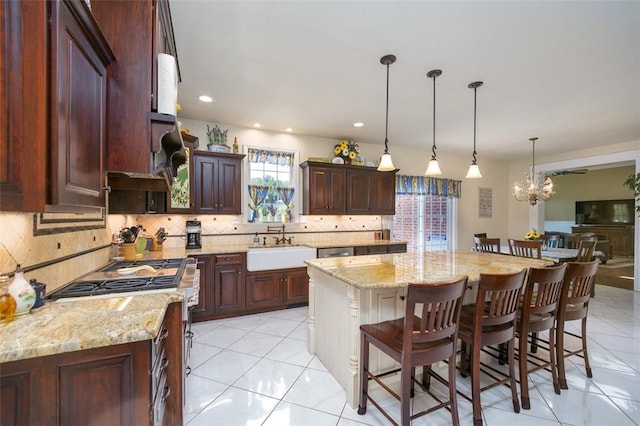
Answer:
xmin=8 ymin=266 xmax=35 ymax=316
xmin=343 ymin=157 xmax=351 ymax=165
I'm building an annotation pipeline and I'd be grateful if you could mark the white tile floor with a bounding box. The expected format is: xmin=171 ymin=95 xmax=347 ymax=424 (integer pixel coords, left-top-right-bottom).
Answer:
xmin=184 ymin=284 xmax=640 ymax=425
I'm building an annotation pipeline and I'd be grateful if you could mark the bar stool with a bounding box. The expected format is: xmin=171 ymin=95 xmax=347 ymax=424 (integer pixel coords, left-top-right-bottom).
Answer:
xmin=458 ymin=269 xmax=527 ymax=426
xmin=556 ymin=260 xmax=599 ymax=389
xmin=358 ymin=276 xmax=468 ymax=426
xmin=516 ymin=263 xmax=567 ymax=409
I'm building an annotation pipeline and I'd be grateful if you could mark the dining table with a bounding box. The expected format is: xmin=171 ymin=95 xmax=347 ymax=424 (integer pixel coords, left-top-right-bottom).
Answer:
xmin=491 ymin=245 xmax=604 ymax=263
xmin=304 ymin=250 xmax=552 ymax=407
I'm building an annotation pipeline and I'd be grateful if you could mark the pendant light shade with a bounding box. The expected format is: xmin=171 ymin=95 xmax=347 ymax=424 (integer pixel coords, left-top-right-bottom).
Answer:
xmin=425 ymin=69 xmax=443 ymax=176
xmin=377 ymin=54 xmax=396 ymax=172
xmin=465 ymin=81 xmax=484 ymax=179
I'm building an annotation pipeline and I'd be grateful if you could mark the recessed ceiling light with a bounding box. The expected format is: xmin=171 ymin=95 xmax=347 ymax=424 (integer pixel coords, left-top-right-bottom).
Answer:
xmin=353 ymin=122 xmax=364 ymax=127
xmin=285 ymin=128 xmax=293 ymax=132
xmin=198 ymin=95 xmax=213 ymax=103
xmin=253 ymin=123 xmax=261 ymax=128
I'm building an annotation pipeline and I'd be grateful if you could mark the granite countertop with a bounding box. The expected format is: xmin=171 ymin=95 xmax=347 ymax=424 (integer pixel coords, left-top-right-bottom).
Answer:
xmin=177 ymin=240 xmax=407 ymax=256
xmin=305 ymin=250 xmax=551 ymax=290
xmin=0 ymin=291 xmax=182 ymax=364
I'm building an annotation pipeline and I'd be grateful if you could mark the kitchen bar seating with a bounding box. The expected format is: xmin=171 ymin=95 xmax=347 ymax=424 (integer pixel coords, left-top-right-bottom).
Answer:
xmin=516 ymin=263 xmax=567 ymax=409
xmin=358 ymin=276 xmax=468 ymax=426
xmin=458 ymin=269 xmax=528 ymax=426
xmin=556 ymin=260 xmax=599 ymax=389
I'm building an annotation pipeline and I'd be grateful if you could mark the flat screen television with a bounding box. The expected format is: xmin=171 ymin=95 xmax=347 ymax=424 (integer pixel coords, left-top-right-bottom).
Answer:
xmin=575 ymin=199 xmax=635 ymax=225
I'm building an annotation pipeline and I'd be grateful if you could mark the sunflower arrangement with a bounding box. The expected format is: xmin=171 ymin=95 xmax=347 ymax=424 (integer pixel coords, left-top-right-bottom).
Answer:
xmin=524 ymin=229 xmax=540 ymax=240
xmin=333 ymin=140 xmax=360 ymax=164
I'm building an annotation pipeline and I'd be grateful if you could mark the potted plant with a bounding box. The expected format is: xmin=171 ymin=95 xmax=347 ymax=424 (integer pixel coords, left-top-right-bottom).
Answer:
xmin=623 ymin=173 xmax=640 ymax=214
xmin=206 ymin=124 xmax=230 ymax=153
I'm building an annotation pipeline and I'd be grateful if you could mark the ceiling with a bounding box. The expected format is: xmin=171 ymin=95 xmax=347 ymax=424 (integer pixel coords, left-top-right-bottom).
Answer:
xmin=170 ymin=1 xmax=640 ymax=162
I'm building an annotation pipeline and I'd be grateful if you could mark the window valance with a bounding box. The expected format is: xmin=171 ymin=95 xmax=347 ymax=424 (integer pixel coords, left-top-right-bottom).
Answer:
xmin=247 ymin=148 xmax=295 ymax=166
xmin=395 ymin=175 xmax=461 ymax=198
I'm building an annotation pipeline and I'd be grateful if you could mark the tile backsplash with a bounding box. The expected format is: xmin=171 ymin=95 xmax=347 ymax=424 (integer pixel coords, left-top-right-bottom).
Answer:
xmin=1 ymin=212 xmax=390 ymax=292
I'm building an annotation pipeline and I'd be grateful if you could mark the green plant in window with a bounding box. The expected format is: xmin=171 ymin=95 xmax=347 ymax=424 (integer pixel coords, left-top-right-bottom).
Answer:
xmin=623 ymin=173 xmax=640 ymax=214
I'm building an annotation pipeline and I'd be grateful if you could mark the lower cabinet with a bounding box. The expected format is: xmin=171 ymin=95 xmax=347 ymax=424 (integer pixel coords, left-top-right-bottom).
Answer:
xmin=0 ymin=302 xmax=183 ymax=426
xmin=246 ymin=267 xmax=309 ymax=310
xmin=191 ymin=251 xmax=309 ymax=323
xmin=354 ymin=243 xmax=407 ymax=256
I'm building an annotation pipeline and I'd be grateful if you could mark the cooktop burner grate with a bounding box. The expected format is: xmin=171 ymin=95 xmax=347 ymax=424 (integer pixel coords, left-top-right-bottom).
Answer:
xmin=100 ymin=258 xmax=185 ymax=272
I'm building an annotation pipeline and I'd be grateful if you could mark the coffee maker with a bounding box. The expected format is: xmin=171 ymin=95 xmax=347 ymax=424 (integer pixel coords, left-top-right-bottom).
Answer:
xmin=186 ymin=220 xmax=201 ymax=249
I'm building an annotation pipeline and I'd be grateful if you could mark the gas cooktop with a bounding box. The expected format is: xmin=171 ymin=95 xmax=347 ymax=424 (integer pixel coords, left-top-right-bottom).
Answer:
xmin=49 ymin=258 xmax=187 ymax=300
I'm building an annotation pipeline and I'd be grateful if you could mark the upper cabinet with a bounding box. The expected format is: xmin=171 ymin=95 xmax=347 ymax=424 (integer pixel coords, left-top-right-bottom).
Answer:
xmin=301 ymin=161 xmax=397 ymax=215
xmin=1 ymin=0 xmax=114 ymax=212
xmin=91 ymin=0 xmax=184 ymax=183
xmin=193 ymin=151 xmax=245 ymax=215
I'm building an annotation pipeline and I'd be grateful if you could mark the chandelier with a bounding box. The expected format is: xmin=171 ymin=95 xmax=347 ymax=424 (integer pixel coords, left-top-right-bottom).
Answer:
xmin=513 ymin=137 xmax=554 ymax=205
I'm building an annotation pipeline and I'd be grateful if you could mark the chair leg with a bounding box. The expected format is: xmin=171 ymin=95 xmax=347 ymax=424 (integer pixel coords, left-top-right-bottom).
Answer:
xmin=471 ymin=343 xmax=483 ymax=426
xmin=582 ymin=317 xmax=593 ymax=378
xmin=422 ymin=364 xmax=432 ymax=390
xmin=401 ymin=364 xmax=412 ymax=426
xmin=498 ymin=342 xmax=507 ymax=365
xmin=460 ymin=341 xmax=470 ymax=378
xmin=508 ymin=338 xmax=520 ymax=413
xmin=518 ymin=331 xmax=531 ymax=410
xmin=410 ymin=366 xmax=416 ymax=398
xmin=530 ymin=332 xmax=539 ymax=353
xmin=448 ymin=353 xmax=460 ymax=426
xmin=556 ymin=320 xmax=568 ymax=390
xmin=548 ymin=325 xmax=561 ymax=394
xmin=357 ymin=335 xmax=369 ymax=415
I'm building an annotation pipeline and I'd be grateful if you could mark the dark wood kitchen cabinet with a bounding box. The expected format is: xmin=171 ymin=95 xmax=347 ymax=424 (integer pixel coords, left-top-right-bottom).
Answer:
xmin=346 ymin=168 xmax=396 ymax=215
xmin=301 ymin=162 xmax=346 ymax=215
xmin=0 ymin=0 xmax=114 ymax=212
xmin=193 ymin=151 xmax=245 ymax=215
xmin=246 ymin=267 xmax=309 ymax=310
xmin=90 ymin=0 xmax=184 ymax=182
xmin=301 ymin=161 xmax=396 ymax=216
xmin=0 ymin=302 xmax=183 ymax=426
xmin=190 ymin=254 xmax=215 ymax=322
xmin=213 ymin=253 xmax=246 ymax=315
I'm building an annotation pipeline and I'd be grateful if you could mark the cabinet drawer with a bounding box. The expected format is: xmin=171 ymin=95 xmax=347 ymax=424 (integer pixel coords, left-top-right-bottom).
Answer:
xmin=214 ymin=253 xmax=243 ymax=265
xmin=354 ymin=246 xmax=369 ymax=256
xmin=387 ymin=244 xmax=407 ymax=253
xmin=367 ymin=245 xmax=388 ymax=254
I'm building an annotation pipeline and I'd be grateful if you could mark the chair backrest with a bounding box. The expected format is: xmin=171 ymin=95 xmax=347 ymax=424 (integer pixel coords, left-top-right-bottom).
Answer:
xmin=508 ymin=239 xmax=542 ymax=259
xmin=404 ymin=276 xmax=468 ymax=347
xmin=540 ymin=234 xmax=559 ymax=249
xmin=473 ymin=237 xmax=501 ymax=254
xmin=565 ymin=234 xmax=596 ymax=249
xmin=520 ymin=263 xmax=567 ymax=330
xmin=558 ymin=260 xmax=599 ymax=320
xmin=473 ymin=233 xmax=488 ymax=238
xmin=575 ymin=239 xmax=597 ymax=262
xmin=473 ymin=269 xmax=527 ymax=329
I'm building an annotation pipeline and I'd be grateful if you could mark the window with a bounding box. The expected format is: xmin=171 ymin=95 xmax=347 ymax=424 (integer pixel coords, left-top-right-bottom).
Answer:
xmin=392 ymin=175 xmax=461 ymax=251
xmin=246 ymin=147 xmax=297 ymax=223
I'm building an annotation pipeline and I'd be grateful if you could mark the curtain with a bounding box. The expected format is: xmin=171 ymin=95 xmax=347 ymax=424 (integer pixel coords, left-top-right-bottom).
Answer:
xmin=247 ymin=148 xmax=295 ymax=166
xmin=247 ymin=185 xmax=270 ymax=222
xmin=275 ymin=187 xmax=295 ymax=221
xmin=395 ymin=175 xmax=461 ymax=198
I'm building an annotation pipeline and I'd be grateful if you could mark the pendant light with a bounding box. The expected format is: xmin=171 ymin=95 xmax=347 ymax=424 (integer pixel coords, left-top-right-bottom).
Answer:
xmin=424 ymin=69 xmax=443 ymax=176
xmin=465 ymin=81 xmax=483 ymax=179
xmin=377 ymin=54 xmax=396 ymax=172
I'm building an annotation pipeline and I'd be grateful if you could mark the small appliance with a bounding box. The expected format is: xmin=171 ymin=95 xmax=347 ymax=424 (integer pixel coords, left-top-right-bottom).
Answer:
xmin=186 ymin=220 xmax=201 ymax=249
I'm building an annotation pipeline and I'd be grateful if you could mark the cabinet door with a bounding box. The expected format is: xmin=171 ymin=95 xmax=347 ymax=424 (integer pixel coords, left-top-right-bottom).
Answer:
xmin=283 ymin=268 xmax=309 ymax=305
xmin=167 ymin=136 xmax=197 ymax=213
xmin=214 ymin=264 xmax=245 ymax=314
xmin=191 ymin=255 xmax=214 ymax=322
xmin=373 ymin=172 xmax=396 ymax=215
xmin=347 ymin=169 xmax=374 ymax=214
xmin=245 ymin=271 xmax=284 ymax=309
xmin=0 ymin=361 xmax=43 ymax=425
xmin=305 ymin=166 xmax=346 ymax=215
xmin=194 ymin=154 xmax=219 ymax=214
xmin=217 ymin=156 xmax=243 ymax=214
xmin=50 ymin=0 xmax=112 ymax=208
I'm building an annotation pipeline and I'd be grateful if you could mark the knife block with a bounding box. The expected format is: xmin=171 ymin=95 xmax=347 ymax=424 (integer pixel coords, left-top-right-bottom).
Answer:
xmin=149 ymin=236 xmax=163 ymax=251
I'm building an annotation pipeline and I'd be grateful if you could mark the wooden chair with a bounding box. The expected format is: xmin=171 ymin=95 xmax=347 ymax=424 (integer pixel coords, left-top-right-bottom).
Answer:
xmin=575 ymin=239 xmax=597 ymax=262
xmin=516 ymin=263 xmax=567 ymax=409
xmin=540 ymin=234 xmax=560 ymax=249
xmin=564 ymin=234 xmax=596 ymax=250
xmin=458 ymin=269 xmax=527 ymax=426
xmin=556 ymin=260 xmax=599 ymax=390
xmin=358 ymin=276 xmax=468 ymax=426
xmin=473 ymin=237 xmax=501 ymax=254
xmin=508 ymin=239 xmax=542 ymax=259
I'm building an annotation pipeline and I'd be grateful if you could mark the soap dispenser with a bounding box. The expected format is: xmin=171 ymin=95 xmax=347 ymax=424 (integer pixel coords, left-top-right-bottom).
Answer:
xmin=253 ymin=232 xmax=260 ymax=247
xmin=8 ymin=264 xmax=35 ymax=316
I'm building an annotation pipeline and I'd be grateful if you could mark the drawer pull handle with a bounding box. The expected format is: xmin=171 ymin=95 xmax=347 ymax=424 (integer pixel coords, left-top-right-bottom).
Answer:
xmin=399 ymin=295 xmax=405 ymax=301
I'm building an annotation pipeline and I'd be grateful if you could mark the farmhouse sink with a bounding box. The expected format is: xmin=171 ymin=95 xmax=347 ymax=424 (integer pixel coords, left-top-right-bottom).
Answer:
xmin=246 ymin=245 xmax=317 ymax=271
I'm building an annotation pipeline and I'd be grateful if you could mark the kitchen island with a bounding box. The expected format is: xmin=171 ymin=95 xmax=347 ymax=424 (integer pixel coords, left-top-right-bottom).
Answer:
xmin=304 ymin=250 xmax=551 ymax=407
